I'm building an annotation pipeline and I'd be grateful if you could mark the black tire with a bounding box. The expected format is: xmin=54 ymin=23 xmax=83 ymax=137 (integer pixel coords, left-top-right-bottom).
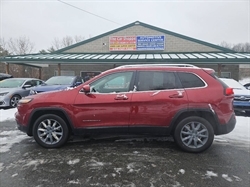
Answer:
xmin=245 ymin=111 xmax=250 ymax=117
xmin=33 ymin=114 xmax=69 ymax=148
xmin=174 ymin=116 xmax=214 ymax=153
xmin=10 ymin=95 xmax=21 ymax=107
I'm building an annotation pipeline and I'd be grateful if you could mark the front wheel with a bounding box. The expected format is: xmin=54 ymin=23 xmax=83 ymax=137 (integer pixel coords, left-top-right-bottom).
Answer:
xmin=10 ymin=95 xmax=21 ymax=107
xmin=33 ymin=114 xmax=69 ymax=148
xmin=174 ymin=116 xmax=214 ymax=153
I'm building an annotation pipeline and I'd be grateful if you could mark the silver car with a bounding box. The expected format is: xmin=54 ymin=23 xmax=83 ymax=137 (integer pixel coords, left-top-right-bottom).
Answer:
xmin=0 ymin=78 xmax=45 ymax=108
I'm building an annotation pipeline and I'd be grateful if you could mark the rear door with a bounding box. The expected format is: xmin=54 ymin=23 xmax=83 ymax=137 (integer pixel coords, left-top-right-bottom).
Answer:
xmin=129 ymin=70 xmax=189 ymax=134
xmin=73 ymin=71 xmax=135 ymax=132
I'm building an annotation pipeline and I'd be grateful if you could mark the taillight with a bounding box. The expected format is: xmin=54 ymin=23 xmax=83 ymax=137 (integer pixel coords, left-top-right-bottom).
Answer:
xmin=225 ymin=88 xmax=234 ymax=95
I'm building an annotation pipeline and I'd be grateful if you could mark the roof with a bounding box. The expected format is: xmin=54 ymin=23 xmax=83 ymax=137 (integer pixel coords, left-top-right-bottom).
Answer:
xmin=55 ymin=21 xmax=234 ymax=53
xmin=0 ymin=52 xmax=249 ymax=65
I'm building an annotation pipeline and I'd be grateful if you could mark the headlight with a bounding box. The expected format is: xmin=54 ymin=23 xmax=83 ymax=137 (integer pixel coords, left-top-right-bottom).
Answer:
xmin=29 ymin=90 xmax=37 ymax=95
xmin=0 ymin=92 xmax=9 ymax=96
xmin=18 ymin=98 xmax=33 ymax=104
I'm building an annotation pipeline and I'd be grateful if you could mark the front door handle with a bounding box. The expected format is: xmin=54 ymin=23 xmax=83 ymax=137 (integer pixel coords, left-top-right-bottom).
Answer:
xmin=115 ymin=94 xmax=128 ymax=100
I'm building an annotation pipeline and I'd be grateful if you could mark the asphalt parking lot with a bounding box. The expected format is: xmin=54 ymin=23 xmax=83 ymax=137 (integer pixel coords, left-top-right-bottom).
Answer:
xmin=0 ymin=120 xmax=250 ymax=187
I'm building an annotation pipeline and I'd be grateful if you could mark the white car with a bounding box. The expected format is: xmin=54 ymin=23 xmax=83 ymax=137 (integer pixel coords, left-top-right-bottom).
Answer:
xmin=220 ymin=78 xmax=250 ymax=116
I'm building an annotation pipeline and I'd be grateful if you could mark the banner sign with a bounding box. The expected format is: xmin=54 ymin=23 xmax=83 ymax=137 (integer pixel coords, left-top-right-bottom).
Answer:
xmin=109 ymin=35 xmax=165 ymax=51
xmin=136 ymin=35 xmax=165 ymax=50
xmin=109 ymin=36 xmax=136 ymax=51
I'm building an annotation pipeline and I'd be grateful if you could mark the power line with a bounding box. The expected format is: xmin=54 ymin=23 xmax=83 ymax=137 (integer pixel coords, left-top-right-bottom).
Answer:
xmin=57 ymin=0 xmax=120 ymax=25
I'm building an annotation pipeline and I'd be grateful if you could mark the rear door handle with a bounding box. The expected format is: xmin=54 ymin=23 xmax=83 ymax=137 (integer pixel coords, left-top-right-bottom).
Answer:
xmin=115 ymin=94 xmax=128 ymax=100
xmin=169 ymin=94 xmax=184 ymax=98
xmin=169 ymin=91 xmax=184 ymax=98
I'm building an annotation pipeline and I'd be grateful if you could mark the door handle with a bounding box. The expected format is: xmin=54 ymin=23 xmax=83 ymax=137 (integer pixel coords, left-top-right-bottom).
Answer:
xmin=115 ymin=94 xmax=128 ymax=100
xmin=169 ymin=94 xmax=184 ymax=98
xmin=169 ymin=91 xmax=184 ymax=98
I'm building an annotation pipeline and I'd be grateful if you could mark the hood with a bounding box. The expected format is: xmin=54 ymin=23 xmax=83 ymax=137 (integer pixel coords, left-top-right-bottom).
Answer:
xmin=32 ymin=84 xmax=70 ymax=92
xmin=0 ymin=87 xmax=22 ymax=93
xmin=233 ymin=88 xmax=250 ymax=96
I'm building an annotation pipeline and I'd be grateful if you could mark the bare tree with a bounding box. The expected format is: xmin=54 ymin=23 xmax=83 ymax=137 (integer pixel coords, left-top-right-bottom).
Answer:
xmin=7 ymin=36 xmax=35 ymax=55
xmin=50 ymin=35 xmax=85 ymax=50
xmin=220 ymin=41 xmax=250 ymax=52
xmin=0 ymin=37 xmax=37 ymax=77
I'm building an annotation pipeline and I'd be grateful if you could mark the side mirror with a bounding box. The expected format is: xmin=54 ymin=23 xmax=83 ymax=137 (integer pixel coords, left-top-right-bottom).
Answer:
xmin=23 ymin=84 xmax=32 ymax=89
xmin=74 ymin=81 xmax=83 ymax=87
xmin=82 ymin=85 xmax=90 ymax=93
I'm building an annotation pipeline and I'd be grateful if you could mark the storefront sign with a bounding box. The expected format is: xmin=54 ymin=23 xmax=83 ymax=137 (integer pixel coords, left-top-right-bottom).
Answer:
xmin=109 ymin=35 xmax=165 ymax=51
xmin=136 ymin=35 xmax=165 ymax=50
xmin=109 ymin=36 xmax=136 ymax=51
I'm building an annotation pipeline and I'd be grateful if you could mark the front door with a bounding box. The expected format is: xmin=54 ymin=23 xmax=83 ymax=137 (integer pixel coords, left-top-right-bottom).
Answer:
xmin=73 ymin=71 xmax=135 ymax=132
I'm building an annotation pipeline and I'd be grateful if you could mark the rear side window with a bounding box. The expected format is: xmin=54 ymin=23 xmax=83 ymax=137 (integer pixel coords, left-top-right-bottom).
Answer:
xmin=137 ymin=71 xmax=181 ymax=91
xmin=177 ymin=72 xmax=205 ymax=88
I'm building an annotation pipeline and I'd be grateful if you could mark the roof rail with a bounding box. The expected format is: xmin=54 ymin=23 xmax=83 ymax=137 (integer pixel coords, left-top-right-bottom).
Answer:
xmin=116 ymin=64 xmax=197 ymax=68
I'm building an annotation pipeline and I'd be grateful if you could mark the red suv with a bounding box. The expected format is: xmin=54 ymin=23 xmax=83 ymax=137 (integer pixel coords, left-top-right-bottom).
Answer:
xmin=15 ymin=64 xmax=236 ymax=153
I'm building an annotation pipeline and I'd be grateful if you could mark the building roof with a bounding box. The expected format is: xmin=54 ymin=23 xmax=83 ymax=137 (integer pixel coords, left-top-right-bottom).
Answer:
xmin=55 ymin=21 xmax=234 ymax=53
xmin=1 ymin=52 xmax=249 ymax=65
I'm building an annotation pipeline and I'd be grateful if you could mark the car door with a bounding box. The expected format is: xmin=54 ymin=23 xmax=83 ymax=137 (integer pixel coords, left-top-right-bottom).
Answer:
xmin=73 ymin=71 xmax=135 ymax=132
xmin=129 ymin=70 xmax=189 ymax=135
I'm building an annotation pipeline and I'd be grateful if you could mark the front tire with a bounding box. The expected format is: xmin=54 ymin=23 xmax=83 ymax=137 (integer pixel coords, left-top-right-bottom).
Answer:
xmin=174 ymin=116 xmax=214 ymax=153
xmin=10 ymin=95 xmax=21 ymax=107
xmin=33 ymin=114 xmax=69 ymax=148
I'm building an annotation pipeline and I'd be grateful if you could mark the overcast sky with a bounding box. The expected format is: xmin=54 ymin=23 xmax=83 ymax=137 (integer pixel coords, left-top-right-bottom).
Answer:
xmin=1 ymin=0 xmax=249 ymax=53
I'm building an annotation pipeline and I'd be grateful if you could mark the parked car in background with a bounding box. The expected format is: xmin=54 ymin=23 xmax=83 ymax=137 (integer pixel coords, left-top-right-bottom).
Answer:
xmin=16 ymin=64 xmax=236 ymax=153
xmin=0 ymin=78 xmax=44 ymax=108
xmin=0 ymin=73 xmax=13 ymax=81
xmin=220 ymin=78 xmax=250 ymax=116
xmin=30 ymin=76 xmax=84 ymax=94
xmin=243 ymin=83 xmax=250 ymax=90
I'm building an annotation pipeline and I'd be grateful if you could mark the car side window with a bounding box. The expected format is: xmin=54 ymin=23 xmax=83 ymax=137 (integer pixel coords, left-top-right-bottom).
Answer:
xmin=90 ymin=72 xmax=133 ymax=93
xmin=137 ymin=71 xmax=180 ymax=91
xmin=177 ymin=72 xmax=205 ymax=88
xmin=24 ymin=81 xmax=33 ymax=87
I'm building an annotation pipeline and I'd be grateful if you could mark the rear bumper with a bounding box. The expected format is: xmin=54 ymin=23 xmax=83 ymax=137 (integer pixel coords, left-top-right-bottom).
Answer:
xmin=215 ymin=113 xmax=236 ymax=135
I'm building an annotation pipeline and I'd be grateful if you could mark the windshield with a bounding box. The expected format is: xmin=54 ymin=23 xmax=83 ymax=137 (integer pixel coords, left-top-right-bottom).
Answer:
xmin=220 ymin=78 xmax=246 ymax=90
xmin=0 ymin=79 xmax=25 ymax=88
xmin=45 ymin=76 xmax=74 ymax=85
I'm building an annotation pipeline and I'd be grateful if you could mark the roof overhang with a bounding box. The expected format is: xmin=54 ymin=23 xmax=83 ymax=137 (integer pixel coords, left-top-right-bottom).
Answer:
xmin=0 ymin=52 xmax=249 ymax=65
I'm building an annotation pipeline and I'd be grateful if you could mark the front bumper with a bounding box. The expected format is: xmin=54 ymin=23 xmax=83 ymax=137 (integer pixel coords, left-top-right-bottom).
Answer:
xmin=215 ymin=113 xmax=236 ymax=135
xmin=233 ymin=101 xmax=250 ymax=112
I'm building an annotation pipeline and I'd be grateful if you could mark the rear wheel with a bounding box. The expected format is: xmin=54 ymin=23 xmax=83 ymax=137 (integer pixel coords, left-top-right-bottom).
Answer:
xmin=33 ymin=114 xmax=69 ymax=148
xmin=174 ymin=116 xmax=214 ymax=153
xmin=10 ymin=95 xmax=21 ymax=107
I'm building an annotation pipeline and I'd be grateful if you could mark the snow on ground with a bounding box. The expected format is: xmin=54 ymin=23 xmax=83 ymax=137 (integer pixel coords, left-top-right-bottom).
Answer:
xmin=0 ymin=107 xmax=249 ymax=153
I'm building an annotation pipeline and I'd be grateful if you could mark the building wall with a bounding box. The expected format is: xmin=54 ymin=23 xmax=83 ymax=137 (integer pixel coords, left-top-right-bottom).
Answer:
xmin=64 ymin=25 xmax=222 ymax=53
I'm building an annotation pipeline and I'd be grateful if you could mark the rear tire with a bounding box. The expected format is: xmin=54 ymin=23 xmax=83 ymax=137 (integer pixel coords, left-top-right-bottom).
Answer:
xmin=174 ymin=116 xmax=214 ymax=153
xmin=33 ymin=114 xmax=69 ymax=148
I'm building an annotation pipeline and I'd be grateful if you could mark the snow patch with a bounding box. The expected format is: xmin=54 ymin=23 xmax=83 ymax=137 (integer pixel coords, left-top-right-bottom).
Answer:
xmin=0 ymin=130 xmax=29 ymax=153
xmin=0 ymin=162 xmax=4 ymax=172
xmin=67 ymin=159 xmax=80 ymax=165
xmin=178 ymin=169 xmax=185 ymax=174
xmin=11 ymin=173 xmax=18 ymax=177
xmin=222 ymin=174 xmax=233 ymax=182
xmin=67 ymin=179 xmax=80 ymax=184
xmin=205 ymin=171 xmax=218 ymax=178
xmin=233 ymin=175 xmax=242 ymax=182
xmin=114 ymin=167 xmax=122 ymax=174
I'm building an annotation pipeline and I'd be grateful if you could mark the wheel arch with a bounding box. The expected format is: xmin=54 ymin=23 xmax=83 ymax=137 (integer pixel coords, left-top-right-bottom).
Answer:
xmin=169 ymin=108 xmax=220 ymax=135
xmin=27 ymin=108 xmax=74 ymax=136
